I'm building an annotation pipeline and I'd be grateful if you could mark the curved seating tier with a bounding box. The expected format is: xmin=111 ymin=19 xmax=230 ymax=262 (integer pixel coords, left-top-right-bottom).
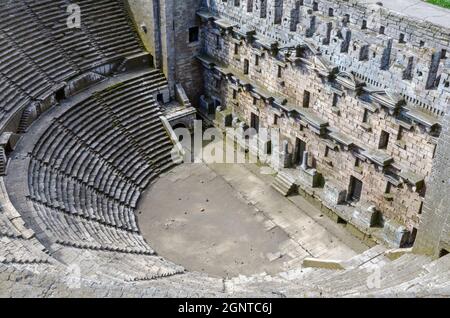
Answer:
xmin=0 ymin=0 xmax=144 ymax=128
xmin=27 ymin=71 xmax=174 ymax=257
xmin=0 ymin=178 xmax=50 ymax=265
xmin=53 ymin=245 xmax=185 ymax=282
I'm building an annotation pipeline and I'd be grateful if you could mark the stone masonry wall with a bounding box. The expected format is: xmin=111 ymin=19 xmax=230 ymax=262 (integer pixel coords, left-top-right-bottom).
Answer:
xmin=126 ymin=0 xmax=203 ymax=103
xmin=126 ymin=0 xmax=159 ymax=66
xmin=206 ymin=0 xmax=450 ymax=115
xmin=197 ymin=0 xmax=450 ymax=238
xmin=172 ymin=0 xmax=204 ymax=105
xmin=201 ymin=25 xmax=431 ymax=232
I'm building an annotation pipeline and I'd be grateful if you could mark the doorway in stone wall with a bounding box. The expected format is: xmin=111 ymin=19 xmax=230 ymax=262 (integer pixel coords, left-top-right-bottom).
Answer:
xmin=349 ymin=176 xmax=363 ymax=202
xmin=250 ymin=112 xmax=260 ymax=134
xmin=294 ymin=138 xmax=306 ymax=166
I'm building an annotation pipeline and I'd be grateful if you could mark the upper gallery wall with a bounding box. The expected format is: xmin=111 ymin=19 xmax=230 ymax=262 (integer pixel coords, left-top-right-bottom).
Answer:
xmin=205 ymin=0 xmax=450 ymax=117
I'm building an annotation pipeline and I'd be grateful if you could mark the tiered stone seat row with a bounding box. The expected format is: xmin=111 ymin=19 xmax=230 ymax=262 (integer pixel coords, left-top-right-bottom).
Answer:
xmin=77 ymin=0 xmax=144 ymax=59
xmin=0 ymin=237 xmax=49 ymax=264
xmin=24 ymin=0 xmax=104 ymax=72
xmin=0 ymin=0 xmax=144 ymax=128
xmin=0 ymin=1 xmax=77 ymax=83
xmin=55 ymin=245 xmax=185 ymax=282
xmin=0 ymin=180 xmax=50 ymax=265
xmin=31 ymin=201 xmax=152 ymax=254
xmin=0 ymin=36 xmax=50 ymax=98
xmin=225 ymin=251 xmax=448 ymax=297
xmin=27 ymin=72 xmax=175 ymax=256
xmin=29 ymin=161 xmax=139 ymax=232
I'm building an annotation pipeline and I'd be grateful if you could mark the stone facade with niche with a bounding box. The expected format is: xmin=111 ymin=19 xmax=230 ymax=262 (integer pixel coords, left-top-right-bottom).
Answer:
xmin=195 ymin=0 xmax=450 ymax=247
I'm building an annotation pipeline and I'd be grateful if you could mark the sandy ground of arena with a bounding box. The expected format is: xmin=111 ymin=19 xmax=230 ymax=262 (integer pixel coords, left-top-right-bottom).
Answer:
xmin=138 ymin=141 xmax=368 ymax=277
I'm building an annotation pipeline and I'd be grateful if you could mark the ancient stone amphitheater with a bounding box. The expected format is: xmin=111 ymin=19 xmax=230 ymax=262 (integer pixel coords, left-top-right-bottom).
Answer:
xmin=0 ymin=0 xmax=450 ymax=298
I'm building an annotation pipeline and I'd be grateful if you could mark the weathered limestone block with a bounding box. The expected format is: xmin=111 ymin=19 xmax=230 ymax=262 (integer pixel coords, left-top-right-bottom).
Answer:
xmin=200 ymin=95 xmax=216 ymax=115
xmin=119 ymin=52 xmax=153 ymax=72
xmin=350 ymin=202 xmax=382 ymax=231
xmin=299 ymin=168 xmax=321 ymax=188
xmin=215 ymin=108 xmax=233 ymax=128
xmin=382 ymin=219 xmax=410 ymax=248
xmin=65 ymin=72 xmax=105 ymax=97
xmin=323 ymin=180 xmax=347 ymax=205
xmin=273 ymin=140 xmax=292 ymax=170
xmin=302 ymin=258 xmax=345 ymax=270
xmin=154 ymin=87 xmax=171 ymax=104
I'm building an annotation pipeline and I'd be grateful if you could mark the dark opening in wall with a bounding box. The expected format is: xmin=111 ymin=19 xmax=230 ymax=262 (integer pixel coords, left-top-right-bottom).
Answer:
xmin=55 ymin=87 xmax=65 ymax=102
xmin=247 ymin=0 xmax=253 ymax=12
xmin=216 ymin=35 xmax=221 ymax=49
xmin=349 ymin=176 xmax=363 ymax=202
xmin=244 ymin=59 xmax=249 ymax=75
xmin=251 ymin=112 xmax=260 ymax=133
xmin=313 ymin=2 xmax=319 ymax=11
xmin=441 ymin=49 xmax=447 ymax=59
xmin=385 ymin=182 xmax=392 ymax=194
xmin=328 ymin=8 xmax=334 ymax=16
xmin=294 ymin=138 xmax=306 ymax=166
xmin=274 ymin=0 xmax=283 ymax=24
xmin=408 ymin=228 xmax=418 ymax=246
xmin=362 ymin=109 xmax=370 ymax=123
xmin=343 ymin=14 xmax=350 ymax=25
xmin=273 ymin=114 xmax=279 ymax=125
xmin=361 ymin=19 xmax=367 ymax=30
xmin=337 ymin=217 xmax=347 ymax=224
xmin=157 ymin=93 xmax=164 ymax=103
xmin=379 ymin=26 xmax=385 ymax=34
xmin=439 ymin=249 xmax=449 ymax=258
xmin=188 ymin=26 xmax=199 ymax=43
xmin=378 ymin=130 xmax=390 ymax=149
xmin=260 ymin=0 xmax=267 ymax=18
xmin=399 ymin=33 xmax=406 ymax=44
xmin=332 ymin=93 xmax=339 ymax=107
xmin=303 ymin=90 xmax=311 ymax=108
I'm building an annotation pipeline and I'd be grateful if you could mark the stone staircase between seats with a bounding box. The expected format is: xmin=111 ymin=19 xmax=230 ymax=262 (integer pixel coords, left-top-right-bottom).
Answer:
xmin=271 ymin=170 xmax=297 ymax=196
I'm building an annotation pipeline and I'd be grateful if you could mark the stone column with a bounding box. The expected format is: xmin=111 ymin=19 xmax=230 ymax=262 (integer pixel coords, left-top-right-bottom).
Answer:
xmin=301 ymin=151 xmax=309 ymax=171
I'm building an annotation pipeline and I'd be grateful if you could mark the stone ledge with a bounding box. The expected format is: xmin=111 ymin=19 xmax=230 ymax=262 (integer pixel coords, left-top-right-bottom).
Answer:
xmin=302 ymin=258 xmax=345 ymax=270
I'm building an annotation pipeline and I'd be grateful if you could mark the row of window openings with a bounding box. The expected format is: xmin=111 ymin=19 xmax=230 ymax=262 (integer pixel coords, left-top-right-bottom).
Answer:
xmin=249 ymin=113 xmax=410 ymax=204
xmin=236 ymin=49 xmax=444 ymax=114
xmin=254 ymin=113 xmax=424 ymax=246
xmin=234 ymin=89 xmax=402 ymax=150
xmin=233 ymin=45 xmax=444 ymax=90
xmin=225 ymin=0 xmax=446 ymax=50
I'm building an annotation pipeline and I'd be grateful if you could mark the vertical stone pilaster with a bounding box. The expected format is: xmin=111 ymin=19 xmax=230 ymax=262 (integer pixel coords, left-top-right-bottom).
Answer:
xmin=414 ymin=111 xmax=450 ymax=257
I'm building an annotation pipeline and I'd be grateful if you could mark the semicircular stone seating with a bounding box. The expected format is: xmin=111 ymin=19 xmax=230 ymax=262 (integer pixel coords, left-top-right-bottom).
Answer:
xmin=23 ymin=71 xmax=185 ymax=281
xmin=28 ymin=71 xmax=175 ymax=252
xmin=1 ymin=0 xmax=450 ymax=298
xmin=0 ymin=0 xmax=143 ymax=129
xmin=0 ymin=0 xmax=188 ymax=286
